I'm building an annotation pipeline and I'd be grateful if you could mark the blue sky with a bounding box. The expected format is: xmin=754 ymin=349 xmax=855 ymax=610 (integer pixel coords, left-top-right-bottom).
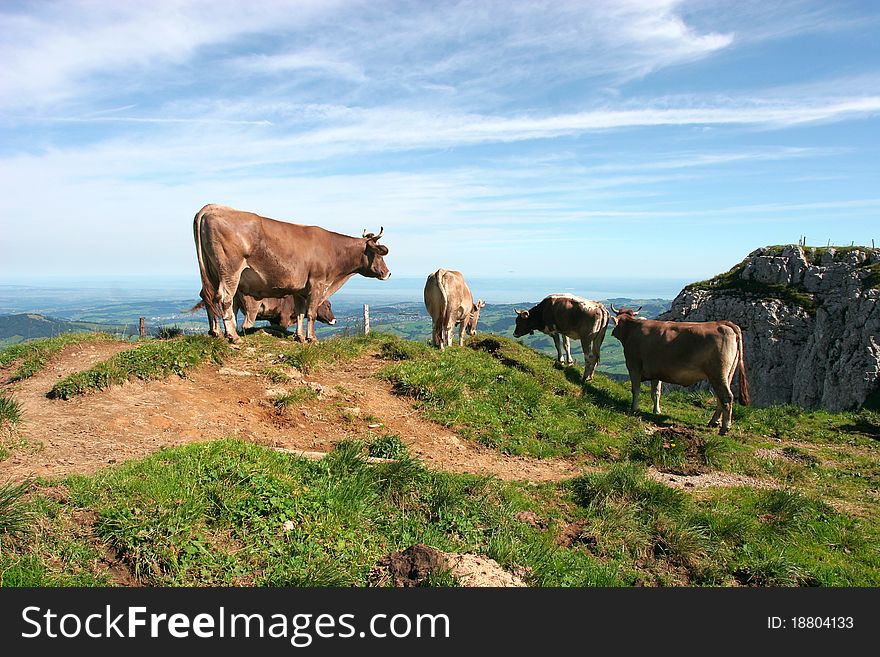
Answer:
xmin=1 ymin=0 xmax=878 ymax=287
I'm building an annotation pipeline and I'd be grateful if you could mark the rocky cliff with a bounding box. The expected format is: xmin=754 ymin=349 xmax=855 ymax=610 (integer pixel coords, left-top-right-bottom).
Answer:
xmin=659 ymin=245 xmax=880 ymax=411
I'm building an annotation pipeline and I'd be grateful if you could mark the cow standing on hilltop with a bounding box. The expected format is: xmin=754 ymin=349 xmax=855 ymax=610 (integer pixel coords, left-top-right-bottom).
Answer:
xmin=609 ymin=305 xmax=750 ymax=434
xmin=424 ymin=269 xmax=485 ymax=349
xmin=513 ymin=294 xmax=609 ymax=384
xmin=193 ymin=204 xmax=390 ymax=344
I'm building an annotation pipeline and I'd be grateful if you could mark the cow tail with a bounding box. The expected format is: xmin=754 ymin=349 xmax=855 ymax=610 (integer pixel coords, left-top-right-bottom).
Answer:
xmin=193 ymin=209 xmax=220 ymax=320
xmin=734 ymin=324 xmax=751 ymax=406
xmin=182 ymin=301 xmax=205 ymax=314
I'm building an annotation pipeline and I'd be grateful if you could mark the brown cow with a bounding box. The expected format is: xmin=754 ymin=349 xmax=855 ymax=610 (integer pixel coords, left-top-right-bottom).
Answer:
xmin=193 ymin=204 xmax=390 ymax=343
xmin=424 ymin=268 xmax=485 ymax=349
xmin=184 ymin=294 xmax=335 ymax=337
xmin=235 ymin=293 xmax=335 ymax=334
xmin=513 ymin=294 xmax=609 ymax=383
xmin=609 ymin=306 xmax=751 ymax=434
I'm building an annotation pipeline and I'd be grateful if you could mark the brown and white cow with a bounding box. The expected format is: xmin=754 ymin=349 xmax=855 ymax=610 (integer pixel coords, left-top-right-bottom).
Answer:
xmin=424 ymin=268 xmax=485 ymax=349
xmin=609 ymin=306 xmax=751 ymax=434
xmin=513 ymin=294 xmax=609 ymax=383
xmin=193 ymin=204 xmax=390 ymax=343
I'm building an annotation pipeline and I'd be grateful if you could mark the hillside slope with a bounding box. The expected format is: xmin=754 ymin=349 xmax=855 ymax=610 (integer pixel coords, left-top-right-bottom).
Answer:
xmin=1 ymin=332 xmax=879 ymax=587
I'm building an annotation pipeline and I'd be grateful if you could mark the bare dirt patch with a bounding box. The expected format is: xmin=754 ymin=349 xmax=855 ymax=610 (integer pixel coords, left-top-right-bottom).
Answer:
xmin=648 ymin=467 xmax=776 ymax=490
xmin=1 ymin=341 xmax=584 ymax=485
xmin=369 ymin=543 xmax=528 ymax=587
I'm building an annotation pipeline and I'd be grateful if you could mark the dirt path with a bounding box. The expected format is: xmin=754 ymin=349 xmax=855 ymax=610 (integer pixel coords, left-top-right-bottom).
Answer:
xmin=304 ymin=354 xmax=586 ymax=482
xmin=1 ymin=342 xmax=585 ymax=484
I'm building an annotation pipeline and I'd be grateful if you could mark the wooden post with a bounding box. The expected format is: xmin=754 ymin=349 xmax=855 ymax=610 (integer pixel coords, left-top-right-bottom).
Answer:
xmin=138 ymin=317 xmax=146 ymax=338
xmin=363 ymin=304 xmax=370 ymax=335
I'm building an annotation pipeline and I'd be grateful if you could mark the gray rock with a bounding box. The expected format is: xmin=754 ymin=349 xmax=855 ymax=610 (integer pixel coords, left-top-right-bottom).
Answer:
xmin=659 ymin=245 xmax=880 ymax=411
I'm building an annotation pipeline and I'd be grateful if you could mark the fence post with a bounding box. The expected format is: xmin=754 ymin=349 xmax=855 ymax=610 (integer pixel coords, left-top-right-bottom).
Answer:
xmin=363 ymin=304 xmax=370 ymax=335
xmin=139 ymin=317 xmax=146 ymax=338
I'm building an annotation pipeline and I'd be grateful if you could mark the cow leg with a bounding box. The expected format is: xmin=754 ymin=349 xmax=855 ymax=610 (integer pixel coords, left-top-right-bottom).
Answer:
xmin=295 ymin=314 xmax=306 ymax=342
xmin=709 ymin=375 xmax=734 ymax=434
xmin=651 ymin=380 xmax=662 ymax=414
xmin=458 ymin=321 xmax=465 ymax=347
xmin=306 ymin=316 xmax=318 ymax=343
xmin=630 ymin=375 xmax=641 ymax=413
xmin=564 ymin=336 xmax=573 ymax=365
xmin=215 ymin=272 xmax=245 ymax=344
xmin=552 ymin=333 xmax=564 ymax=364
xmin=580 ymin=338 xmax=597 ymax=382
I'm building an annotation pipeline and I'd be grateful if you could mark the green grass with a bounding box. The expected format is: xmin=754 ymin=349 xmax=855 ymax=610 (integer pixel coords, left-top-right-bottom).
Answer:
xmin=0 ymin=332 xmax=118 ymax=381
xmin=0 ymin=393 xmax=22 ymax=427
xmin=566 ymin=463 xmax=880 ymax=585
xmin=47 ymin=335 xmax=230 ymax=399
xmin=0 ymin=480 xmax=33 ymax=541
xmin=281 ymin=334 xmax=377 ymax=373
xmin=4 ymin=440 xmax=877 ymax=587
xmin=0 ymin=439 xmax=620 ymax=587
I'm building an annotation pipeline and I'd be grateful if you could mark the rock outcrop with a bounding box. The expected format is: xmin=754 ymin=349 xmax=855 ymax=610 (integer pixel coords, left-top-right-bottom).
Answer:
xmin=659 ymin=245 xmax=880 ymax=410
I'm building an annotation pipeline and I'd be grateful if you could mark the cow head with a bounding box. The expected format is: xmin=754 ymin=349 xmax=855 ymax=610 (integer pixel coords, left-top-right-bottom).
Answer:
xmin=609 ymin=304 xmax=641 ymax=341
xmin=513 ymin=307 xmax=539 ymax=337
xmin=317 ymin=299 xmax=336 ymax=325
xmin=360 ymin=227 xmax=391 ymax=280
xmin=464 ymin=299 xmax=486 ymax=336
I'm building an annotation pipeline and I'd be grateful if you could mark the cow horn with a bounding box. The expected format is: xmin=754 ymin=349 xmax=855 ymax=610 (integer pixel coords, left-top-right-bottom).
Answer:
xmin=374 ymin=226 xmax=384 ymax=240
xmin=634 ymin=306 xmax=642 ymax=314
xmin=609 ymin=303 xmax=618 ymax=314
xmin=362 ymin=229 xmax=368 ymax=238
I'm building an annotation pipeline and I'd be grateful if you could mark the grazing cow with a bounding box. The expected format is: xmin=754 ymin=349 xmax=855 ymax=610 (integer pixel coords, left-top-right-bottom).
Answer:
xmin=193 ymin=204 xmax=390 ymax=343
xmin=513 ymin=294 xmax=609 ymax=383
xmin=609 ymin=305 xmax=751 ymax=434
xmin=235 ymin=293 xmax=336 ymax=335
xmin=423 ymin=268 xmax=485 ymax=349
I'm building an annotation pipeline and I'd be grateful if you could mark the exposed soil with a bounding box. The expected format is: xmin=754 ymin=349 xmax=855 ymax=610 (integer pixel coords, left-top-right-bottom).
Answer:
xmin=0 ymin=340 xmax=583 ymax=484
xmin=647 ymin=467 xmax=776 ymax=490
xmin=370 ymin=543 xmax=528 ymax=587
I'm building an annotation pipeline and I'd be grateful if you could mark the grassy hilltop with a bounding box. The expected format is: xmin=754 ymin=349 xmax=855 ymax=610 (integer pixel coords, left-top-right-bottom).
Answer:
xmin=1 ymin=332 xmax=878 ymax=587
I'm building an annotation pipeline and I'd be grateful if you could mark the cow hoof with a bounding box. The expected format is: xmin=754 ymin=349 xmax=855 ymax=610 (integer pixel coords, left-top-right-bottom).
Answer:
xmin=719 ymin=427 xmax=730 ymax=435
xmin=707 ymin=420 xmax=720 ymax=428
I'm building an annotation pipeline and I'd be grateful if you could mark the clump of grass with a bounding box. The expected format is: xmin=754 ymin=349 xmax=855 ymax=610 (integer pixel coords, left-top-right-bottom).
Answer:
xmin=0 ymin=393 xmax=22 ymax=427
xmin=282 ymin=335 xmax=375 ymax=374
xmin=48 ymin=335 xmax=229 ymax=399
xmin=0 ymin=480 xmax=33 ymax=541
xmin=261 ymin=366 xmax=295 ymax=383
xmin=0 ymin=333 xmax=116 ymax=381
xmin=271 ymin=387 xmax=318 ymax=408
xmin=368 ymin=433 xmax=409 ymax=459
xmin=379 ymin=336 xmax=436 ymax=361
xmin=155 ymin=325 xmax=184 ymax=339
